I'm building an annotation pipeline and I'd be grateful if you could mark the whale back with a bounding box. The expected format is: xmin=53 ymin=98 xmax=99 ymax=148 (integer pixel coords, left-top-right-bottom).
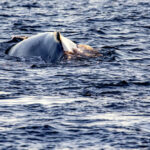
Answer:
xmin=7 ymin=32 xmax=101 ymax=62
xmin=8 ymin=32 xmax=64 ymax=63
xmin=60 ymin=34 xmax=77 ymax=53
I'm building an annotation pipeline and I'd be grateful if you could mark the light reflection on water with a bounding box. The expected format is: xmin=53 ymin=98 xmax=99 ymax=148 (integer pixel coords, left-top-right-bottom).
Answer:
xmin=0 ymin=96 xmax=91 ymax=105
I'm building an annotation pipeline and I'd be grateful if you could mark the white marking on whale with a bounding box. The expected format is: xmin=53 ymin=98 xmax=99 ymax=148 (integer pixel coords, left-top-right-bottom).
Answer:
xmin=8 ymin=32 xmax=101 ymax=63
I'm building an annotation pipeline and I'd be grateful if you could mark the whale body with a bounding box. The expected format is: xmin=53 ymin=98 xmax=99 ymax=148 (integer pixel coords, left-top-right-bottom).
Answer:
xmin=7 ymin=32 xmax=101 ymax=63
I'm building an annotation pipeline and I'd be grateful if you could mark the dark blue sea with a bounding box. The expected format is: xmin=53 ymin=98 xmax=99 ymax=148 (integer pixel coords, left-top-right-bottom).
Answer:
xmin=0 ymin=0 xmax=150 ymax=149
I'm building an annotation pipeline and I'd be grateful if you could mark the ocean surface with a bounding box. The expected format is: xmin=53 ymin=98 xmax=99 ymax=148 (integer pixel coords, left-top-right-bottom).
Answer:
xmin=0 ymin=0 xmax=150 ymax=149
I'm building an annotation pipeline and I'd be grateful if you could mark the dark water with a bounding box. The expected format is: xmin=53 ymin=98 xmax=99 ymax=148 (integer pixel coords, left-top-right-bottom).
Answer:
xmin=0 ymin=0 xmax=150 ymax=149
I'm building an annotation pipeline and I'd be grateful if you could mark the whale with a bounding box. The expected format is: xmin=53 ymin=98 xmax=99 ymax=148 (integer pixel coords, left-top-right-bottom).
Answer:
xmin=7 ymin=32 xmax=101 ymax=63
